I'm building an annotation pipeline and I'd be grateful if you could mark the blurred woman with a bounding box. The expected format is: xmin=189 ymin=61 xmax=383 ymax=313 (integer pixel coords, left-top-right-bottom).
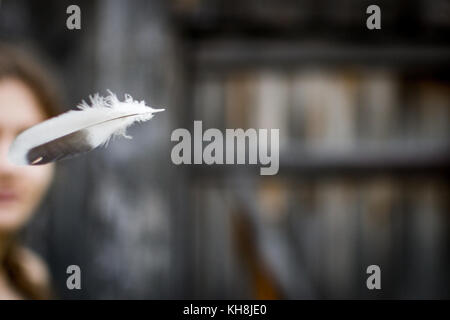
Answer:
xmin=0 ymin=44 xmax=61 ymax=299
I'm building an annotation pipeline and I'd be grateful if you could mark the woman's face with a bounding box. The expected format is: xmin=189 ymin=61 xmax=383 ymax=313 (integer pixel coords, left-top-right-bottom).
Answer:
xmin=0 ymin=78 xmax=54 ymax=235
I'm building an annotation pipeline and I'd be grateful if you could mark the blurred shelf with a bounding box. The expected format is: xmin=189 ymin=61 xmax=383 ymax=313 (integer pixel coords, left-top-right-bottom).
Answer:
xmin=192 ymin=40 xmax=450 ymax=71
xmin=188 ymin=144 xmax=450 ymax=178
xmin=172 ymin=0 xmax=450 ymax=45
xmin=279 ymin=144 xmax=450 ymax=176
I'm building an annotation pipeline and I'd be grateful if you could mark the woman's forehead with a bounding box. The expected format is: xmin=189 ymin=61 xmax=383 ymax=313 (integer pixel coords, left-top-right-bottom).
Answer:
xmin=0 ymin=78 xmax=46 ymax=131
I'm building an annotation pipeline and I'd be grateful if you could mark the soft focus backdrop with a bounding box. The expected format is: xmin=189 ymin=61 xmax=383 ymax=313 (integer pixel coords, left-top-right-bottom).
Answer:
xmin=0 ymin=0 xmax=449 ymax=299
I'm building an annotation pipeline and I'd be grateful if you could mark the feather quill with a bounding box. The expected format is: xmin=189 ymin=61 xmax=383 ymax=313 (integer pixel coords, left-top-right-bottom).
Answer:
xmin=8 ymin=90 xmax=164 ymax=165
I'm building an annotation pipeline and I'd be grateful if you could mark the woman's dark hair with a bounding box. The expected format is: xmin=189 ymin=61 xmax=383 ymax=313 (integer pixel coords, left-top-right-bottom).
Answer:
xmin=0 ymin=43 xmax=62 ymax=299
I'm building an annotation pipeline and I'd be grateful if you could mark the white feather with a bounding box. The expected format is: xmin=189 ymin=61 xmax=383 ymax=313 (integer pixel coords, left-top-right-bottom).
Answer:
xmin=8 ymin=90 xmax=164 ymax=165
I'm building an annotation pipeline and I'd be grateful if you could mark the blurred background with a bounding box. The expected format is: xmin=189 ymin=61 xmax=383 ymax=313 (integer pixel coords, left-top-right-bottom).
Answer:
xmin=0 ymin=0 xmax=449 ymax=299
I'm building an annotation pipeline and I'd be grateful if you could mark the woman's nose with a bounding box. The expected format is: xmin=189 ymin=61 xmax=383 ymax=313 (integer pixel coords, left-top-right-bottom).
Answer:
xmin=0 ymin=136 xmax=16 ymax=173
